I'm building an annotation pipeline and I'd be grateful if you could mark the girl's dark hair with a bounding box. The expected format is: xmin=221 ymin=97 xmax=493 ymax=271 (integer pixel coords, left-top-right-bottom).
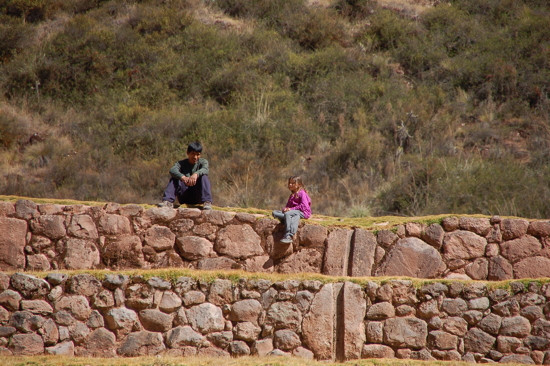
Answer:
xmin=289 ymin=175 xmax=307 ymax=192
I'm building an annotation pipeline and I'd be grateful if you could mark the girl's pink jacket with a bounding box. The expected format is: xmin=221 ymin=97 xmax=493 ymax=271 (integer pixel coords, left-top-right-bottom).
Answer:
xmin=285 ymin=189 xmax=312 ymax=218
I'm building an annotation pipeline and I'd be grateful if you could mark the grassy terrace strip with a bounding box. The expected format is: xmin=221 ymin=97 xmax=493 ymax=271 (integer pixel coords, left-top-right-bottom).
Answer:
xmin=0 ymin=194 xmax=525 ymax=231
xmin=3 ymin=356 xmax=477 ymax=366
xmin=1 ymin=268 xmax=549 ymax=291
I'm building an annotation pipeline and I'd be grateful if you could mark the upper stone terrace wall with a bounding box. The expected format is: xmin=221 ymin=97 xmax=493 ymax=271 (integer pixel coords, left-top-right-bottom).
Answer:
xmin=1 ymin=199 xmax=550 ymax=280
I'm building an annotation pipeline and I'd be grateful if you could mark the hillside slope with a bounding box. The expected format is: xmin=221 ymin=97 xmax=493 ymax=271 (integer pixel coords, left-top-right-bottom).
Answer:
xmin=0 ymin=0 xmax=549 ymax=218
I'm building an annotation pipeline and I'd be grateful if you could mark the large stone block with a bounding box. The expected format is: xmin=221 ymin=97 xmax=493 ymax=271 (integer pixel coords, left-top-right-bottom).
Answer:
xmin=428 ymin=331 xmax=458 ymax=350
xmin=187 ymin=303 xmax=225 ymax=334
xmin=500 ymin=235 xmax=542 ymax=263
xmin=243 ymin=255 xmax=275 ymax=273
xmin=488 ymin=255 xmax=513 ymax=281
xmin=8 ymin=333 xmax=44 ymax=355
xmin=464 ymin=327 xmax=495 ymax=354
xmin=383 ymin=317 xmax=427 ymax=349
xmin=302 ymin=284 xmax=334 ymax=360
xmin=229 ymin=299 xmax=262 ymax=323
xmin=166 ymin=325 xmax=208 ymax=348
xmin=528 ymin=220 xmax=550 ymax=237
xmin=82 ymin=328 xmax=116 ymax=357
xmin=234 ymin=321 xmax=261 ymax=342
xmin=13 ymin=199 xmax=38 ymax=220
xmin=499 ymin=315 xmax=531 ymax=337
xmin=349 ymin=229 xmax=376 ymax=277
xmin=197 ymin=257 xmax=238 ymax=270
xmin=422 ymin=223 xmax=445 ymax=249
xmin=366 ymin=302 xmax=395 ymax=320
xmin=322 ymin=228 xmax=353 ymax=276
xmin=117 ymin=331 xmax=165 ymax=356
xmin=362 ymin=344 xmax=395 ymax=359
xmin=0 ymin=217 xmax=27 ymax=271
xmin=443 ymin=230 xmax=487 ymax=260
xmin=55 ymin=295 xmax=92 ymax=321
xmin=26 ymin=254 xmax=51 ymax=271
xmin=46 ymin=341 xmax=74 ymax=356
xmin=376 ymin=237 xmax=446 ymax=278
xmin=500 ymin=218 xmax=529 ymax=240
xmin=298 ymin=224 xmax=327 ymax=247
xmin=266 ymin=301 xmax=302 ymax=331
xmin=98 ymin=214 xmax=132 ymax=235
xmin=0 ymin=202 xmax=15 ymax=217
xmin=58 ymin=238 xmax=100 ymax=270
xmin=459 ymin=217 xmax=492 ymax=236
xmin=105 ymin=307 xmax=138 ymax=334
xmin=277 ymin=248 xmax=322 ymax=274
xmin=31 ymin=214 xmax=66 ymax=239
xmin=342 ymin=281 xmax=366 ymax=360
xmin=67 ymin=274 xmax=102 ymax=297
xmin=144 ymin=225 xmax=176 ymax=251
xmin=176 ymin=236 xmax=213 ymax=260
xmin=214 ymin=225 xmax=263 ymax=259
xmin=10 ymin=272 xmax=50 ymax=299
xmin=513 ymin=256 xmax=550 ymax=278
xmin=139 ymin=309 xmax=174 ymax=332
xmin=101 ymin=236 xmax=144 ymax=269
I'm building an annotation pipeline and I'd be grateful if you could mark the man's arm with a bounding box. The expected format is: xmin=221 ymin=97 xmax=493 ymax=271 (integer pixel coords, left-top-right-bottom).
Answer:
xmin=169 ymin=161 xmax=184 ymax=180
xmin=194 ymin=159 xmax=209 ymax=176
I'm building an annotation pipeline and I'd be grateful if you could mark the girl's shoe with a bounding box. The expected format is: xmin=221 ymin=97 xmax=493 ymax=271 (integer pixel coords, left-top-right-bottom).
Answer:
xmin=280 ymin=234 xmax=293 ymax=244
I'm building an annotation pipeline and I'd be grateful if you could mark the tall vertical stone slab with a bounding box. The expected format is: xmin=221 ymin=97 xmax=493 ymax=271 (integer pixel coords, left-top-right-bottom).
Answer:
xmin=302 ymin=284 xmax=334 ymax=360
xmin=342 ymin=281 xmax=367 ymax=360
xmin=349 ymin=229 xmax=376 ymax=277
xmin=322 ymin=229 xmax=353 ymax=276
xmin=0 ymin=217 xmax=27 ymax=271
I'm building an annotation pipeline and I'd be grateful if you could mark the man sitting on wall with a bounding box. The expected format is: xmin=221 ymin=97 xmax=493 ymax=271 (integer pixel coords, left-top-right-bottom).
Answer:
xmin=157 ymin=141 xmax=212 ymax=210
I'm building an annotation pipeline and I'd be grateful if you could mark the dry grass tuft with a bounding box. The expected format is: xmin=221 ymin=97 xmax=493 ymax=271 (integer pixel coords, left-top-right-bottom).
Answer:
xmin=2 ymin=355 xmax=476 ymax=366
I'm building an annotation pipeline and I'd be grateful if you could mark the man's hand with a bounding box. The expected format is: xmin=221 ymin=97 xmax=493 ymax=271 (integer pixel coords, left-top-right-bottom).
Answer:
xmin=182 ymin=174 xmax=198 ymax=186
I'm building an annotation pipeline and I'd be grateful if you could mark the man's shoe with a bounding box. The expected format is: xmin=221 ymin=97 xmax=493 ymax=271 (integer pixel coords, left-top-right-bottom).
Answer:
xmin=280 ymin=234 xmax=293 ymax=244
xmin=156 ymin=201 xmax=173 ymax=208
xmin=203 ymin=201 xmax=212 ymax=210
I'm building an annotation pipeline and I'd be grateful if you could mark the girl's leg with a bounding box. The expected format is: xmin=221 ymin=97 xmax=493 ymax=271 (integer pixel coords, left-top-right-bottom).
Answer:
xmin=272 ymin=210 xmax=285 ymax=223
xmin=283 ymin=210 xmax=304 ymax=236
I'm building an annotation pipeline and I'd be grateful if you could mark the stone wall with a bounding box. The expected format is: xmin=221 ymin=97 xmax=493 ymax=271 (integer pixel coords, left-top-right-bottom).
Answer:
xmin=2 ymin=200 xmax=550 ymax=279
xmin=1 ymin=272 xmax=550 ymax=363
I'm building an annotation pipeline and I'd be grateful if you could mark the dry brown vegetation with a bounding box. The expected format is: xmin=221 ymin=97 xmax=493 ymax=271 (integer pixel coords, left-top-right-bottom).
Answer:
xmin=2 ymin=355 xmax=479 ymax=366
xmin=1 ymin=0 xmax=549 ymax=219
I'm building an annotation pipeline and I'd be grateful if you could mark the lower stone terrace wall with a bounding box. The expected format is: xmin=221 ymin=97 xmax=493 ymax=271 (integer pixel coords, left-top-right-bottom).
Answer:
xmin=2 ymin=199 xmax=550 ymax=279
xmin=1 ymin=272 xmax=550 ymax=363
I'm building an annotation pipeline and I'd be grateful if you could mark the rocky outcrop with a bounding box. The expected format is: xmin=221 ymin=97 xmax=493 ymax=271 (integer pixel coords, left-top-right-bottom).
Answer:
xmin=0 ymin=272 xmax=549 ymax=363
xmin=1 ymin=200 xmax=550 ymax=280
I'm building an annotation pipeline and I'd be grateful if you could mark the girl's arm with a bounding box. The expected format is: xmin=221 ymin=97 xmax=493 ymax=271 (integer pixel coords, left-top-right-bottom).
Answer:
xmin=287 ymin=190 xmax=312 ymax=217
